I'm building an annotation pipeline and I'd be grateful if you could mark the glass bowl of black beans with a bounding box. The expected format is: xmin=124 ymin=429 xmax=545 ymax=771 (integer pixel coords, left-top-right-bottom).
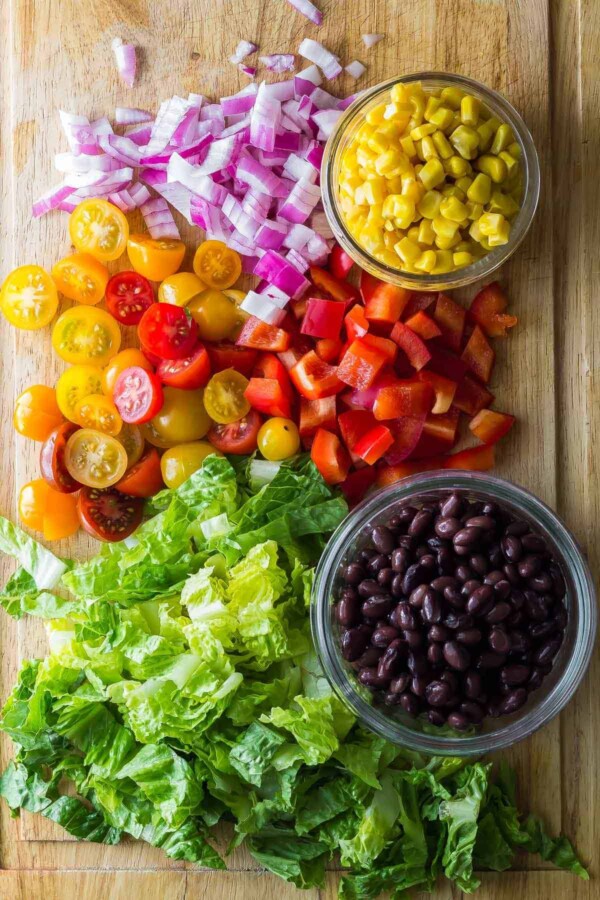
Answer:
xmin=311 ymin=471 xmax=596 ymax=755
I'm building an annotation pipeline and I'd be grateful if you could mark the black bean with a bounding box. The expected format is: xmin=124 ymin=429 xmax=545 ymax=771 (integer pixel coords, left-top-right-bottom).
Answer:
xmin=376 ymin=645 xmax=403 ymax=680
xmin=484 ymin=569 xmax=505 ymax=586
xmin=444 ymin=586 xmax=465 ymax=609
xmin=510 ymin=589 xmax=526 ymax=610
xmin=443 ymin=640 xmax=470 ymax=671
xmin=391 ymin=547 xmax=410 ymax=573
xmin=505 ymin=520 xmax=529 ymax=537
xmin=447 ymin=711 xmax=470 ymax=731
xmin=391 ymin=574 xmax=405 ymax=597
xmin=407 ymin=652 xmax=428 ymax=675
xmin=403 ymin=629 xmax=423 ymax=649
xmin=454 ymin=526 xmax=482 ymax=547
xmin=518 ymin=554 xmax=543 ymax=579
xmin=489 ymin=627 xmax=510 ymax=654
xmin=431 ymin=575 xmax=457 ymax=592
xmin=440 ymin=493 xmax=464 ymax=518
xmin=504 ymin=563 xmax=522 ymax=585
xmin=524 ymin=592 xmax=547 ymax=622
xmin=361 ymin=595 xmax=394 ymax=618
xmin=486 ymin=601 xmax=512 ymax=624
xmin=422 ymin=589 xmax=442 ymax=624
xmin=444 ymin=612 xmax=474 ymax=631
xmin=343 ymin=563 xmax=365 ymax=584
xmin=428 ymin=709 xmax=447 ymax=725
xmin=489 ymin=543 xmax=504 ymax=568
xmin=371 ymin=525 xmax=395 ymax=554
xmin=437 ymin=547 xmax=455 ymax=574
xmin=419 ymin=554 xmax=437 ymax=570
xmin=522 ymin=533 xmax=547 ymax=553
xmin=455 ymin=564 xmax=473 ymax=583
xmin=499 ymin=688 xmax=528 ymax=715
xmin=427 ymin=643 xmax=444 ymax=666
xmin=399 ymin=692 xmax=419 ymax=716
xmin=367 ymin=553 xmax=390 ymax=574
xmin=459 ymin=700 xmax=484 ymax=723
xmin=462 ymin=578 xmax=483 ymax=596
xmin=397 ymin=505 xmax=418 ymax=524
xmin=390 ymin=602 xmax=415 ymax=631
xmin=358 ymin=579 xmax=381 ymax=597
xmin=493 ymin=579 xmax=512 ymax=600
xmin=533 ymin=637 xmax=562 ymax=667
xmin=341 ymin=625 xmax=371 ymax=660
xmin=529 ymin=620 xmax=557 ymax=641
xmin=403 ymin=564 xmax=429 ymax=596
xmin=377 ymin=567 xmax=394 ymax=587
xmin=411 ymin=674 xmax=431 ymax=697
xmin=465 ymin=515 xmax=496 ymax=530
xmin=554 ymin=604 xmax=568 ymax=629
xmin=336 ymin=593 xmax=361 ymax=627
xmin=372 ymin=625 xmax=400 ymax=647
xmin=441 ymin=669 xmax=459 ymax=692
xmin=550 ymin=566 xmax=567 ymax=599
xmin=384 ymin=692 xmax=402 ymax=705
xmin=426 ymin=679 xmax=452 ymax=707
xmin=501 ymin=663 xmax=530 ymax=685
xmin=390 ymin=673 xmax=410 ymax=693
xmin=358 ymin=548 xmax=377 ymax=564
xmin=427 ymin=535 xmax=447 ymax=551
xmin=358 ymin=667 xmax=389 ymax=687
xmin=478 ymin=650 xmax=507 ymax=669
xmin=470 ymin=554 xmax=489 ymax=576
xmin=428 ymin=624 xmax=450 ymax=642
xmin=435 ymin=516 xmax=462 ymax=539
xmin=501 ymin=534 xmax=522 ymax=562
xmin=456 ymin=628 xmax=482 ymax=646
xmin=466 ymin=585 xmax=494 ymax=616
xmin=396 ymin=534 xmax=414 ymax=550
xmin=356 ymin=646 xmax=383 ymax=668
xmin=464 ymin=670 xmax=483 ymax=700
xmin=408 ymin=509 xmax=433 ymax=538
xmin=408 ymin=583 xmax=429 ymax=608
xmin=528 ymin=572 xmax=553 ymax=593
xmin=527 ymin=667 xmax=546 ymax=691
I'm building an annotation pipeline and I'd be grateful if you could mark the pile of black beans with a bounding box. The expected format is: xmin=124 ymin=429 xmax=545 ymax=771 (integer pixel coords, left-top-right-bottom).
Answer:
xmin=335 ymin=492 xmax=568 ymax=730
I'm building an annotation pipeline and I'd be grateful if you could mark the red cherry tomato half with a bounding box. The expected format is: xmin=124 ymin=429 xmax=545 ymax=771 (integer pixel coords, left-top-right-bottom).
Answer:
xmin=138 ymin=303 xmax=199 ymax=360
xmin=77 ymin=485 xmax=144 ymax=541
xmin=113 ymin=366 xmax=164 ymax=424
xmin=208 ymin=409 xmax=262 ymax=455
xmin=106 ymin=271 xmax=155 ymax=326
xmin=116 ymin=448 xmax=164 ymax=498
xmin=39 ymin=422 xmax=80 ymax=493
xmin=157 ymin=344 xmax=211 ymax=390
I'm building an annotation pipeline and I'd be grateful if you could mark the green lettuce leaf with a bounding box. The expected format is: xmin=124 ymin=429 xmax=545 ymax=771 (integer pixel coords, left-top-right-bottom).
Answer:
xmin=0 ymin=519 xmax=68 ymax=589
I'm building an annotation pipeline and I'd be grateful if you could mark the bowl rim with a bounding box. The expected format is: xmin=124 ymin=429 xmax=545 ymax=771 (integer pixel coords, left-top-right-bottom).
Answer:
xmin=321 ymin=71 xmax=541 ymax=291
xmin=311 ymin=470 xmax=597 ymax=756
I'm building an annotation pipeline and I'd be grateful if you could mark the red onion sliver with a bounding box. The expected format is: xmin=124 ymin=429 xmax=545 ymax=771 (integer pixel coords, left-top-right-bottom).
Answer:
xmin=294 ymin=65 xmax=323 ymax=98
xmin=361 ymin=33 xmax=384 ymax=48
xmin=114 ymin=107 xmax=153 ymax=125
xmin=241 ymin=291 xmax=286 ymax=325
xmin=229 ymin=40 xmax=258 ymax=65
xmin=54 ymin=152 xmax=118 ymax=174
xmin=286 ymin=0 xmax=323 ymax=26
xmin=312 ymin=108 xmax=343 ymax=138
xmin=298 ymin=38 xmax=342 ymax=80
xmin=286 ymin=248 xmax=310 ymax=273
xmin=283 ymin=223 xmax=313 ymax=251
xmin=108 ymin=189 xmax=137 ymax=212
xmin=239 ymin=65 xmax=257 ymax=78
xmin=255 ymin=220 xmax=288 ymax=251
xmin=140 ymin=197 xmax=180 ymax=239
xmin=32 ymin=183 xmax=76 ymax=218
xmin=345 ymin=60 xmax=366 ymax=80
xmin=221 ymin=84 xmax=258 ymax=117
xmin=111 ymin=38 xmax=137 ymax=88
xmin=128 ymin=183 xmax=151 ymax=207
xmin=260 ymin=54 xmax=295 ymax=73
xmin=98 ymin=133 xmax=144 ymax=166
xmin=254 ymin=249 xmax=310 ymax=298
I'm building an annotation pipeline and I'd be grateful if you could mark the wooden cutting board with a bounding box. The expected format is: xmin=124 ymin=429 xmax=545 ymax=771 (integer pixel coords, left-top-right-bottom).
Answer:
xmin=0 ymin=0 xmax=598 ymax=897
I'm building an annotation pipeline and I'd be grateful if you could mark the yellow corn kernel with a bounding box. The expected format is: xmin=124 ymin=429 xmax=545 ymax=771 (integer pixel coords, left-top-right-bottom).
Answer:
xmin=407 ymin=225 xmax=421 ymax=243
xmin=476 ymin=122 xmax=494 ymax=152
xmin=400 ymin=135 xmax=417 ymax=158
xmin=488 ymin=219 xmax=511 ymax=246
xmin=476 ymin=154 xmax=508 ymax=183
xmin=395 ymin=236 xmax=422 ymax=265
xmin=440 ymin=195 xmax=468 ymax=223
xmin=432 ymin=250 xmax=454 ymax=273
xmin=402 ymin=180 xmax=425 ymax=204
xmin=440 ymin=86 xmax=465 ymax=109
xmin=449 ymin=124 xmax=480 ymax=159
xmin=429 ymin=107 xmax=455 ymax=131
xmin=383 ymin=106 xmax=411 ymax=132
xmin=435 ymin=233 xmax=461 ymax=250
xmin=355 ymin=123 xmax=374 ymax=145
xmin=432 ymin=131 xmax=453 ymax=159
xmin=358 ymin=227 xmax=385 ymax=254
xmin=441 ymin=185 xmax=466 ymax=201
xmin=486 ymin=116 xmax=501 ymax=132
xmin=460 ymin=95 xmax=480 ymax=127
xmin=409 ymin=94 xmax=426 ymax=123
xmin=411 ymin=123 xmax=437 ymax=141
xmin=347 ymin=217 xmax=367 ymax=240
xmin=478 ymin=212 xmax=506 ymax=236
xmin=366 ymin=203 xmax=385 ymax=226
xmin=375 ymin=248 xmax=402 ymax=268
xmin=358 ymin=167 xmax=372 ymax=181
xmin=498 ymin=150 xmax=519 ymax=177
xmin=390 ymin=83 xmax=409 ymax=103
xmin=467 ymin=172 xmax=492 ymax=204
xmin=340 ymin=196 xmax=354 ymax=214
xmin=340 ymin=175 xmax=362 ymax=197
xmin=417 ymin=190 xmax=442 ymax=219
xmin=465 ymin=200 xmax=484 ymax=221
xmin=386 ymin=175 xmax=404 ymax=194
xmin=366 ymin=103 xmax=387 ymax=126
xmin=384 ymin=219 xmax=396 ymax=233
xmin=490 ymin=123 xmax=514 ymax=155
xmin=383 ymin=228 xmax=400 ymax=248
xmin=420 ymin=135 xmax=439 ymax=160
xmin=418 ymin=158 xmax=445 ymax=190
xmin=424 ymin=96 xmax=442 ymax=119
xmin=453 ymin=250 xmax=474 ymax=267
xmin=432 ymin=215 xmax=459 ymax=240
xmin=378 ymin=121 xmax=402 ymax=139
xmin=507 ymin=141 xmax=522 ymax=159
xmin=488 ymin=190 xmax=520 ymax=218
xmin=454 ymin=240 xmax=473 ymax=253
xmin=444 ymin=155 xmax=471 ymax=177
xmin=456 ymin=175 xmax=473 ymax=194
xmin=414 ymin=250 xmax=437 ymax=272
xmin=356 ymin=146 xmax=376 ymax=168
xmin=375 ymin=148 xmax=409 ymax=176
xmin=367 ymin=132 xmax=391 ymax=155
xmin=418 ymin=218 xmax=436 ymax=245
xmin=382 ymin=194 xmax=415 ymax=228
xmin=353 ymin=185 xmax=368 ymax=206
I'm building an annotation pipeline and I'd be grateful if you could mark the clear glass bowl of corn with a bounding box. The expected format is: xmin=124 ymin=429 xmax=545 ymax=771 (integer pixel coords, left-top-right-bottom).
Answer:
xmin=321 ymin=72 xmax=540 ymax=290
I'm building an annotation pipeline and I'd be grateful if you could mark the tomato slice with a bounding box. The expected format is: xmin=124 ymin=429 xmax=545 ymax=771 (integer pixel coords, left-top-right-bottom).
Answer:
xmin=116 ymin=448 xmax=164 ymax=498
xmin=193 ymin=240 xmax=242 ymax=289
xmin=115 ymin=423 xmax=145 ymax=467
xmin=158 ymin=272 xmax=205 ymax=306
xmin=207 ymin=342 xmax=258 ymax=376
xmin=290 ymin=351 xmax=343 ymax=400
xmin=157 ymin=344 xmax=211 ymax=390
xmin=138 ymin=303 xmax=199 ymax=360
xmin=39 ymin=422 xmax=80 ymax=493
xmin=65 ymin=428 xmax=129 ymax=488
xmin=74 ymin=394 xmax=123 ymax=435
xmin=1 ymin=266 xmax=59 ymax=330
xmin=113 ymin=366 xmax=164 ymax=425
xmin=77 ymin=486 xmax=143 ymax=541
xmin=55 ymin=365 xmax=105 ymax=423
xmin=14 ymin=385 xmax=64 ymax=441
xmin=203 ymin=369 xmax=251 ymax=424
xmin=143 ymin=387 xmax=211 ymax=447
xmin=310 ymin=429 xmax=350 ymax=484
xmin=51 ymin=253 xmax=109 ymax=306
xmin=128 ymin=235 xmax=186 ymax=281
xmin=106 ymin=271 xmax=155 ymax=325
xmin=102 ymin=349 xmax=154 ymax=396
xmin=52 ymin=307 xmax=121 ymax=367
xmin=69 ymin=199 xmax=129 ymax=262
xmin=208 ymin=409 xmax=262 ymax=454
xmin=19 ymin=479 xmax=80 ymax=540
xmin=309 ymin=266 xmax=359 ymax=303
xmin=329 ymin=245 xmax=354 ymax=281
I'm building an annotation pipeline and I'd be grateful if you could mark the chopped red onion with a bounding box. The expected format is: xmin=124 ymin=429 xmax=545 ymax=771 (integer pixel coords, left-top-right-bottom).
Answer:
xmin=240 ymin=65 xmax=257 ymax=78
xmin=260 ymin=54 xmax=295 ymax=73
xmin=146 ymin=97 xmax=191 ymax=155
xmin=223 ymin=194 xmax=259 ymax=238
xmin=32 ymin=183 xmax=76 ymax=218
xmin=221 ymin=84 xmax=258 ymax=117
xmin=305 ymin=232 xmax=329 ymax=264
xmin=58 ymin=111 xmax=96 ymax=154
xmin=54 ymin=152 xmax=118 ymax=174
xmin=230 ymin=40 xmax=258 ymax=65
xmin=249 ymin=84 xmax=281 ymax=152
xmin=128 ymin=183 xmax=151 ymax=206
xmin=237 ymin=155 xmax=283 ymax=195
xmin=242 ymin=189 xmax=272 ymax=221
xmin=294 ymin=65 xmax=322 ymax=98
xmin=241 ymin=291 xmax=286 ymax=325
xmin=345 ymin=60 xmax=366 ymax=80
xmin=256 ymin=281 xmax=290 ymax=306
xmin=309 ymin=87 xmax=339 ymax=110
xmin=111 ymin=38 xmax=137 ymax=88
xmin=255 ymin=220 xmax=288 ymax=251
xmin=306 ymin=141 xmax=324 ymax=170
xmin=254 ymin=249 xmax=310 ymax=298
xmin=98 ymin=133 xmax=144 ymax=166
xmin=361 ymin=33 xmax=384 ymax=48
xmin=283 ymin=223 xmax=313 ymax=251
xmin=298 ymin=39 xmax=342 ymax=80
xmin=286 ymin=0 xmax=323 ymax=26
xmin=187 ymin=93 xmax=205 ymax=109
xmin=141 ymin=197 xmax=180 ymax=239
xmin=151 ymin=181 xmax=194 ymax=222
xmin=283 ymin=153 xmax=318 ymax=183
xmin=312 ymin=108 xmax=343 ymax=138
xmin=108 ymin=188 xmax=137 ymax=212
xmin=126 ymin=124 xmax=153 ymax=145
xmin=285 ymin=248 xmax=310 ymax=273
xmin=115 ymin=107 xmax=153 ymax=125
xmin=262 ymin=81 xmax=296 ymax=102
xmin=274 ymin=131 xmax=301 ymax=152
xmin=337 ymin=93 xmax=363 ymax=111
xmin=278 ymin=177 xmax=321 ymax=223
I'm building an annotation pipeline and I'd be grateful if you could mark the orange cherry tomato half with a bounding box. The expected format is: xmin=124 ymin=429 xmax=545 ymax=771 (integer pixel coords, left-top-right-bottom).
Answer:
xmin=69 ymin=199 xmax=129 ymax=262
xmin=105 ymin=271 xmax=155 ymax=325
xmin=193 ymin=240 xmax=242 ymax=290
xmin=127 ymin=235 xmax=185 ymax=281
xmin=77 ymin=486 xmax=143 ymax=542
xmin=18 ymin=478 xmax=80 ymax=541
xmin=73 ymin=393 xmax=123 ymax=436
xmin=113 ymin=367 xmax=164 ymax=425
xmin=156 ymin=344 xmax=211 ymax=390
xmin=14 ymin=385 xmax=64 ymax=441
xmin=102 ymin=349 xmax=154 ymax=396
xmin=208 ymin=409 xmax=262 ymax=455
xmin=51 ymin=253 xmax=109 ymax=306
xmin=116 ymin=448 xmax=164 ymax=498
xmin=40 ymin=422 xmax=80 ymax=493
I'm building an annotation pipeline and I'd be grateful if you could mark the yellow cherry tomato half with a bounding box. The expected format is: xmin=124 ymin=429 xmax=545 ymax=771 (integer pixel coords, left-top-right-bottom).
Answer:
xmin=14 ymin=385 xmax=64 ymax=441
xmin=52 ymin=306 xmax=121 ymax=367
xmin=188 ymin=289 xmax=239 ymax=342
xmin=127 ymin=235 xmax=185 ymax=281
xmin=73 ymin=394 xmax=123 ymax=436
xmin=56 ymin=364 xmax=104 ymax=422
xmin=142 ymin=387 xmax=212 ymax=448
xmin=258 ymin=417 xmax=300 ymax=461
xmin=224 ymin=288 xmax=250 ymax=337
xmin=18 ymin=478 xmax=79 ymax=541
xmin=64 ymin=428 xmax=128 ymax=488
xmin=69 ymin=199 xmax=129 ymax=262
xmin=203 ymin=369 xmax=250 ymax=425
xmin=51 ymin=253 xmax=109 ymax=306
xmin=193 ymin=240 xmax=242 ymax=289
xmin=102 ymin=348 xmax=154 ymax=396
xmin=158 ymin=272 xmax=205 ymax=306
xmin=1 ymin=265 xmax=59 ymax=330
xmin=115 ymin=423 xmax=145 ymax=467
xmin=160 ymin=441 xmax=222 ymax=489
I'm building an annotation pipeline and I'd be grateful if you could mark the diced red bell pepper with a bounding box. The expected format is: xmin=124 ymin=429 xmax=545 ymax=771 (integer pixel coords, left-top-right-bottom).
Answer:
xmin=278 ymin=347 xmax=305 ymax=372
xmin=299 ymin=396 xmax=338 ymax=437
xmin=433 ymin=294 xmax=466 ymax=352
xmin=309 ymin=266 xmax=359 ymax=303
xmin=290 ymin=351 xmax=343 ymax=400
xmin=340 ymin=367 xmax=399 ymax=411
xmin=390 ymin=321 xmax=432 ymax=371
xmin=330 ymin=245 xmax=355 ymax=280
xmin=461 ymin=325 xmax=495 ymax=383
xmin=290 ymin=298 xmax=308 ymax=320
xmin=354 ymin=424 xmax=395 ymax=465
xmin=311 ymin=428 xmax=351 ymax=484
xmin=359 ymin=270 xmax=382 ymax=304
xmin=403 ymin=291 xmax=438 ymax=320
xmin=338 ymin=409 xmax=378 ymax=451
xmin=253 ymin=352 xmax=293 ymax=396
xmin=385 ymin=416 xmax=426 ymax=464
xmin=339 ymin=466 xmax=377 ymax=507
xmin=377 ymin=457 xmax=443 ymax=485
xmin=422 ymin=407 xmax=460 ymax=445
xmin=301 ymin=297 xmax=346 ymax=340
xmin=315 ymin=337 xmax=344 ymax=363
xmin=338 ymin=337 xmax=390 ymax=390
xmin=416 ymin=370 xmax=457 ymax=414
xmin=345 ymin=304 xmax=370 ymax=342
xmin=404 ymin=310 xmax=442 ymax=340
xmin=236 ymin=317 xmax=291 ymax=352
xmin=206 ymin=342 xmax=258 ymax=376
xmin=426 ymin=345 xmax=469 ymax=383
xmin=454 ymin=373 xmax=495 ymax=416
xmin=361 ymin=333 xmax=397 ymax=364
xmin=364 ymin=283 xmax=411 ymax=324
xmin=377 ymin=443 xmax=495 ymax=486
xmin=444 ymin=444 xmax=495 ymax=471
xmin=469 ymin=408 xmax=516 ymax=444
xmin=244 ymin=378 xmax=292 ymax=419
xmin=469 ymin=282 xmax=517 ymax=338
xmin=373 ymin=380 xmax=434 ymax=421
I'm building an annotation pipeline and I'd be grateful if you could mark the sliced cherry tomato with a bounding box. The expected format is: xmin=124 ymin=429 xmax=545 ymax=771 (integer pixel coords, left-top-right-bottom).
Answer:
xmin=143 ymin=387 xmax=212 ymax=448
xmin=39 ymin=422 xmax=80 ymax=493
xmin=299 ymin=397 xmax=338 ymax=438
xmin=329 ymin=245 xmax=355 ymax=281
xmin=127 ymin=235 xmax=185 ymax=281
xmin=160 ymin=442 xmax=221 ymax=489
xmin=106 ymin=271 xmax=155 ymax=325
xmin=157 ymin=344 xmax=211 ymax=390
xmin=102 ymin=349 xmax=154 ymax=396
xmin=115 ymin=423 xmax=145 ymax=467
xmin=14 ymin=385 xmax=63 ymax=441
xmin=18 ymin=479 xmax=47 ymax=531
xmin=74 ymin=394 xmax=123 ymax=436
xmin=301 ymin=298 xmax=345 ymax=340
xmin=244 ymin=378 xmax=292 ymax=419
xmin=52 ymin=307 xmax=121 ymax=367
xmin=69 ymin=199 xmax=129 ymax=262
xmin=310 ymin=429 xmax=350 ymax=485
xmin=77 ymin=486 xmax=143 ymax=541
xmin=113 ymin=366 xmax=164 ymax=425
xmin=65 ymin=428 xmax=128 ymax=488
xmin=469 ymin=408 xmax=516 ymax=445
xmin=1 ymin=266 xmax=58 ymax=330
xmin=469 ymin=282 xmax=517 ymax=338
xmin=236 ymin=317 xmax=291 ymax=353
xmin=433 ymin=294 xmax=466 ymax=353
xmin=19 ymin=479 xmax=79 ymax=540
xmin=138 ymin=303 xmax=199 ymax=361
xmin=116 ymin=448 xmax=164 ymax=498
xmin=257 ymin=417 xmax=300 ymax=461
xmin=188 ymin=289 xmax=239 ymax=341
xmin=390 ymin=321 xmax=432 ymax=371
xmin=158 ymin=272 xmax=205 ymax=306
xmin=207 ymin=342 xmax=258 ymax=376
xmin=364 ymin=283 xmax=411 ymax=325
xmin=309 ymin=266 xmax=359 ymax=303
xmin=207 ymin=409 xmax=262 ymax=455
xmin=193 ymin=240 xmax=242 ymax=289
xmin=353 ymin=424 xmax=394 ymax=465
xmin=290 ymin=351 xmax=343 ymax=400
xmin=204 ymin=369 xmax=251 ymax=424
xmin=56 ymin=365 xmax=105 ymax=423
xmin=51 ymin=253 xmax=109 ymax=306
xmin=461 ymin=325 xmax=495 ymax=384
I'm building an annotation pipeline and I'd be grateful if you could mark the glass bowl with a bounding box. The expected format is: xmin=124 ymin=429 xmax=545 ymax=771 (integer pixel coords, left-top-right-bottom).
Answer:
xmin=321 ymin=72 xmax=541 ymax=291
xmin=311 ymin=471 xmax=596 ymax=756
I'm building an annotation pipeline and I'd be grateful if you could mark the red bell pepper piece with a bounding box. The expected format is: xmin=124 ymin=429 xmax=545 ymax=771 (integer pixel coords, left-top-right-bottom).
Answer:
xmin=290 ymin=351 xmax=343 ymax=400
xmin=311 ymin=428 xmax=351 ymax=484
xmin=453 ymin=373 xmax=495 ymax=416
xmin=330 ymin=245 xmax=355 ymax=280
xmin=315 ymin=337 xmax=343 ymax=363
xmin=377 ymin=457 xmax=443 ymax=485
xmin=403 ymin=291 xmax=438 ymax=319
xmin=301 ymin=297 xmax=346 ymax=340
xmin=416 ymin=370 xmax=457 ymax=414
xmin=404 ymin=310 xmax=442 ymax=340
xmin=299 ymin=396 xmax=338 ymax=437
xmin=345 ymin=304 xmax=370 ymax=342
xmin=377 ymin=443 xmax=495 ymax=486
xmin=244 ymin=378 xmax=292 ymax=419
xmin=339 ymin=466 xmax=377 ymax=507
xmin=373 ymin=380 xmax=434 ymax=421
xmin=444 ymin=444 xmax=495 ymax=471
xmin=422 ymin=406 xmax=460 ymax=445
xmin=361 ymin=333 xmax=397 ymax=364
xmin=469 ymin=282 xmax=517 ymax=338
xmin=359 ymin=270 xmax=382 ymax=304
xmin=426 ymin=345 xmax=469 ymax=383
xmin=340 ymin=367 xmax=399 ymax=411
xmin=309 ymin=266 xmax=359 ymax=303
xmin=390 ymin=321 xmax=432 ymax=371
xmin=364 ymin=283 xmax=411 ymax=325
xmin=354 ymin=424 xmax=395 ymax=465
xmin=236 ymin=317 xmax=291 ymax=352
xmin=338 ymin=337 xmax=390 ymax=390
xmin=289 ymin=297 xmax=308 ymax=320
xmin=433 ymin=293 xmax=466 ymax=352
xmin=385 ymin=416 xmax=426 ymax=464
xmin=207 ymin=342 xmax=257 ymax=377
xmin=253 ymin=352 xmax=293 ymax=395
xmin=338 ymin=409 xmax=378 ymax=451
xmin=461 ymin=325 xmax=495 ymax=383
xmin=469 ymin=408 xmax=516 ymax=444
xmin=278 ymin=347 xmax=304 ymax=372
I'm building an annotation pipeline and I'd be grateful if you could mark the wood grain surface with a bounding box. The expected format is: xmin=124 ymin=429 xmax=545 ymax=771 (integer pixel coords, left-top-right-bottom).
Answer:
xmin=0 ymin=0 xmax=598 ymax=897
